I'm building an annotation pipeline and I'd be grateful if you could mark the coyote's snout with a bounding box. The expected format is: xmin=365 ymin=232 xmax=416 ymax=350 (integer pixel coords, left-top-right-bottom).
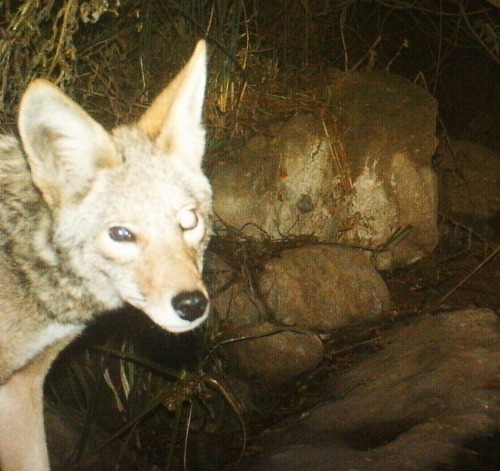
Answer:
xmin=0 ymin=41 xmax=211 ymax=470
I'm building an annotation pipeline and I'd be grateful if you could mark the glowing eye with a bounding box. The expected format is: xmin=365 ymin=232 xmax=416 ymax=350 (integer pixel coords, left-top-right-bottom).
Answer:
xmin=109 ymin=226 xmax=136 ymax=242
xmin=178 ymin=208 xmax=198 ymax=231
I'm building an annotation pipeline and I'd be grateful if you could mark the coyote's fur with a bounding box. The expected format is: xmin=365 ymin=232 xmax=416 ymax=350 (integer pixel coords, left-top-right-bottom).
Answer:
xmin=0 ymin=41 xmax=211 ymax=470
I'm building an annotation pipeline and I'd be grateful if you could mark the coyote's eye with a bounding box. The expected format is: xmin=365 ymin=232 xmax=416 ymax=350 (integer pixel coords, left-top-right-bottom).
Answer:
xmin=178 ymin=208 xmax=198 ymax=231
xmin=109 ymin=226 xmax=136 ymax=242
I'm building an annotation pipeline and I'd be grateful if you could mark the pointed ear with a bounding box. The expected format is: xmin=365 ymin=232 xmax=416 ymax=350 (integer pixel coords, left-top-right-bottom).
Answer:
xmin=138 ymin=40 xmax=207 ymax=167
xmin=18 ymin=79 xmax=121 ymax=207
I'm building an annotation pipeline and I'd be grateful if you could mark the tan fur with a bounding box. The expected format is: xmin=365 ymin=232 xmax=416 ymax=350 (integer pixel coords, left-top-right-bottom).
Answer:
xmin=0 ymin=40 xmax=211 ymax=470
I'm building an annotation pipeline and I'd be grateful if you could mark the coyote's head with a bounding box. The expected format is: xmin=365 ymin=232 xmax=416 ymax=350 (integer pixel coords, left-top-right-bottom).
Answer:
xmin=17 ymin=41 xmax=212 ymax=333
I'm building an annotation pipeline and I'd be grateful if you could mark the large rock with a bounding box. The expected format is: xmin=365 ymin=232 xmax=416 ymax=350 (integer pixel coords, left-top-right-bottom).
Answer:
xmin=207 ymin=244 xmax=390 ymax=331
xmin=258 ymin=245 xmax=389 ymax=330
xmin=437 ymin=139 xmax=500 ymax=242
xmin=241 ymin=308 xmax=500 ymax=470
xmin=210 ymin=72 xmax=439 ymax=269
xmin=221 ymin=322 xmax=324 ymax=386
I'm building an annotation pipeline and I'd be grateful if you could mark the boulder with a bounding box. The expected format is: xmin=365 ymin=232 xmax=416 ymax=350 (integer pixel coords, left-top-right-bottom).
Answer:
xmin=241 ymin=308 xmax=500 ymax=471
xmin=259 ymin=245 xmax=390 ymax=330
xmin=221 ymin=322 xmax=324 ymax=386
xmin=437 ymin=139 xmax=500 ymax=242
xmin=210 ymin=71 xmax=439 ymax=269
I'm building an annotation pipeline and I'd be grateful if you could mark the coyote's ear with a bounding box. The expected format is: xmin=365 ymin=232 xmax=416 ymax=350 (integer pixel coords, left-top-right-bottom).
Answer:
xmin=18 ymin=79 xmax=121 ymax=207
xmin=138 ymin=40 xmax=207 ymax=168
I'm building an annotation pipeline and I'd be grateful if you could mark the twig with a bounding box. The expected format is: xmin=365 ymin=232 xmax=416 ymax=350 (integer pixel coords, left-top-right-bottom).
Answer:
xmin=438 ymin=245 xmax=500 ymax=304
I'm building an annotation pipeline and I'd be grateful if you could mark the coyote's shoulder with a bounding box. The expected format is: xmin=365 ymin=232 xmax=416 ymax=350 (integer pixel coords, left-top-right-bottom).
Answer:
xmin=0 ymin=135 xmax=83 ymax=381
xmin=0 ymin=40 xmax=211 ymax=471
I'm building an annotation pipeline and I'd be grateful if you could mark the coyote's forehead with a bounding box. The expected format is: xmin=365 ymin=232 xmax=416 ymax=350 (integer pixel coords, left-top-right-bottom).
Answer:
xmin=106 ymin=126 xmax=212 ymax=214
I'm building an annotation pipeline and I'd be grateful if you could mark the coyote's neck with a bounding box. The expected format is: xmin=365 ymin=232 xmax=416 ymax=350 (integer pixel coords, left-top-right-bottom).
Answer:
xmin=0 ymin=136 xmax=109 ymax=324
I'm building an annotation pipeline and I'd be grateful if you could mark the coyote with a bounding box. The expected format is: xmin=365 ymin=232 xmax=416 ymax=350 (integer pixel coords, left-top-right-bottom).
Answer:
xmin=0 ymin=41 xmax=211 ymax=470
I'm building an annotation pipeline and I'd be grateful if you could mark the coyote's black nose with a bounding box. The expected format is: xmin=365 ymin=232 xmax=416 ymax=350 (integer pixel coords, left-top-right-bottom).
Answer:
xmin=172 ymin=290 xmax=209 ymax=322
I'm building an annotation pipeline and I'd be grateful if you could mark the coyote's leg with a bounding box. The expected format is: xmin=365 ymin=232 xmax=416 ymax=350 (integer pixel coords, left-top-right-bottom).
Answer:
xmin=0 ymin=366 xmax=49 ymax=470
xmin=0 ymin=341 xmax=68 ymax=471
